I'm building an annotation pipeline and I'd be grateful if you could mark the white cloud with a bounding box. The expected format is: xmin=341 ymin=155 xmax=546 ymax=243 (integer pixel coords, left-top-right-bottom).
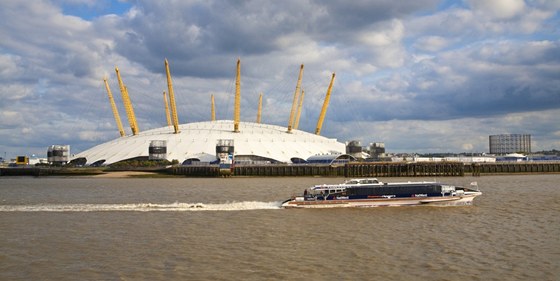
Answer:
xmin=413 ymin=36 xmax=450 ymax=52
xmin=359 ymin=20 xmax=404 ymax=47
xmin=0 ymin=0 xmax=558 ymax=158
xmin=467 ymin=0 xmax=526 ymax=19
xmin=356 ymin=19 xmax=407 ymax=68
xmin=0 ymin=111 xmax=24 ymax=127
xmin=0 ymin=84 xmax=33 ymax=101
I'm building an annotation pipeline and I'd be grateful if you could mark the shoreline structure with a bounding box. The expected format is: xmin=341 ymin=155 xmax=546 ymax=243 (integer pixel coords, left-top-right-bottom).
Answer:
xmin=1 ymin=161 xmax=560 ymax=177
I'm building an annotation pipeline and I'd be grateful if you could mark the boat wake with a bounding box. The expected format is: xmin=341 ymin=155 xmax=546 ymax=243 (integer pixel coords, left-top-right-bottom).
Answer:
xmin=0 ymin=201 xmax=284 ymax=212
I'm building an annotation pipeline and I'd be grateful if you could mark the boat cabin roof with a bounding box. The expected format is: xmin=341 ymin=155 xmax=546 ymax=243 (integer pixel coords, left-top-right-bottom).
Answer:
xmin=344 ymin=178 xmax=380 ymax=184
xmin=309 ymin=178 xmax=381 ymax=192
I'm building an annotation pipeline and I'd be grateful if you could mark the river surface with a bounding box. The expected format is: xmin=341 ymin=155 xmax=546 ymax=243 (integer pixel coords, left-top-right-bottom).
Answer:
xmin=1 ymin=175 xmax=559 ymax=280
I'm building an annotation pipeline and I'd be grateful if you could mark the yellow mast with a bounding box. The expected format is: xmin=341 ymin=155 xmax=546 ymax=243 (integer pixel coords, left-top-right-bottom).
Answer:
xmin=124 ymin=86 xmax=139 ymax=133
xmin=256 ymin=92 xmax=263 ymax=123
xmin=211 ymin=94 xmax=216 ymax=121
xmin=315 ymin=73 xmax=336 ymax=135
xmin=287 ymin=64 xmax=304 ymax=133
xmin=163 ymin=91 xmax=171 ymax=126
xmin=103 ymin=78 xmax=126 ymax=137
xmin=294 ymin=89 xmax=304 ymax=130
xmin=233 ymin=58 xmax=241 ymax=132
xmin=165 ymin=59 xmax=180 ymax=133
xmin=115 ymin=67 xmax=139 ymax=135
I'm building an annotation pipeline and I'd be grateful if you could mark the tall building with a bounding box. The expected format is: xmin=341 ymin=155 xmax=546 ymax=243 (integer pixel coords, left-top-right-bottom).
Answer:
xmin=489 ymin=134 xmax=531 ymax=154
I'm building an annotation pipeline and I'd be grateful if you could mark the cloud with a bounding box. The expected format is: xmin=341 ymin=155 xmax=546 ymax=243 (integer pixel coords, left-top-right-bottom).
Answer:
xmin=413 ymin=36 xmax=450 ymax=52
xmin=0 ymin=0 xmax=558 ymax=158
xmin=326 ymin=108 xmax=560 ymax=153
xmin=467 ymin=0 xmax=525 ymax=19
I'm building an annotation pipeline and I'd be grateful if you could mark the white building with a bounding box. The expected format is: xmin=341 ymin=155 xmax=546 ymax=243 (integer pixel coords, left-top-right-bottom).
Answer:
xmin=72 ymin=120 xmax=346 ymax=166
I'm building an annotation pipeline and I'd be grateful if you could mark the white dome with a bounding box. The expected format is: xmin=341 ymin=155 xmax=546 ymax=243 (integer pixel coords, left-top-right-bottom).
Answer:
xmin=73 ymin=120 xmax=345 ymax=165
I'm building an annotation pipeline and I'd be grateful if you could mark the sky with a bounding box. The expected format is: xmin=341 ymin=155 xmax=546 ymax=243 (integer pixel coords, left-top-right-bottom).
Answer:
xmin=1 ymin=0 xmax=559 ymax=159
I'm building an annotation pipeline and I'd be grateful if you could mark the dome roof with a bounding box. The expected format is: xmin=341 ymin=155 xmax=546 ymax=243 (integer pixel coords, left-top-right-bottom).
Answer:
xmin=73 ymin=120 xmax=345 ymax=165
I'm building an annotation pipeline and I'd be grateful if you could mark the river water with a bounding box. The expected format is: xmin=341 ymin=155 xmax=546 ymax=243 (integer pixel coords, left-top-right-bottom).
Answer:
xmin=1 ymin=175 xmax=558 ymax=280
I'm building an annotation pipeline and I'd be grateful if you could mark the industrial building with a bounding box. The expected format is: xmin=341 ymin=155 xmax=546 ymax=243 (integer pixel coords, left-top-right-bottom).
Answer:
xmin=71 ymin=59 xmax=347 ymax=166
xmin=47 ymin=145 xmax=70 ymax=165
xmin=489 ymin=134 xmax=531 ymax=155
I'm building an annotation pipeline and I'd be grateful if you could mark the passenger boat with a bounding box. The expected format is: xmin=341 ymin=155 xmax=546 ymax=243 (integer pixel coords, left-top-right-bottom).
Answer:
xmin=281 ymin=178 xmax=482 ymax=208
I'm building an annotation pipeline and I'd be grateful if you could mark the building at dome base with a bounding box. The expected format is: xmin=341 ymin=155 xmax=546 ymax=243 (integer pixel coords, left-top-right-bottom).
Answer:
xmin=72 ymin=120 xmax=345 ymax=166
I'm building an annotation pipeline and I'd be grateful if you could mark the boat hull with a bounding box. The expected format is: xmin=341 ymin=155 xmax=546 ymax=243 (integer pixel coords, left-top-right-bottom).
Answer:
xmin=282 ymin=192 xmax=481 ymax=209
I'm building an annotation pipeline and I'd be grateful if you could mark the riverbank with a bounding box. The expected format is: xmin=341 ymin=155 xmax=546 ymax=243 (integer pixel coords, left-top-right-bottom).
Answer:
xmin=2 ymin=161 xmax=560 ymax=177
xmin=91 ymin=171 xmax=162 ymax=178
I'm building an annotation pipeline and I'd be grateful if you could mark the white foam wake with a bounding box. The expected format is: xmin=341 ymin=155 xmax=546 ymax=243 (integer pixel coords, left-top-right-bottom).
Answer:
xmin=0 ymin=201 xmax=283 ymax=212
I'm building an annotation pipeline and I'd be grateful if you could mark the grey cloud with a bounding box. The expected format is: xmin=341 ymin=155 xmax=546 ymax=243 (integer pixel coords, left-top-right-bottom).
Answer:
xmin=112 ymin=0 xmax=439 ymax=78
xmin=0 ymin=0 xmax=559 ymax=157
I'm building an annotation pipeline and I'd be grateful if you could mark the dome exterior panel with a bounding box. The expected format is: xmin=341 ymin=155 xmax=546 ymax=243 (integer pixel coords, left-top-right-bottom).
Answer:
xmin=73 ymin=120 xmax=345 ymax=165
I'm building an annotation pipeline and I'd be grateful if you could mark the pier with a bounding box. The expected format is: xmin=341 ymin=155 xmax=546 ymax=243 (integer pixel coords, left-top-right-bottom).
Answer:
xmin=467 ymin=162 xmax=560 ymax=176
xmin=2 ymin=162 xmax=559 ymax=177
xmin=168 ymin=162 xmax=560 ymax=177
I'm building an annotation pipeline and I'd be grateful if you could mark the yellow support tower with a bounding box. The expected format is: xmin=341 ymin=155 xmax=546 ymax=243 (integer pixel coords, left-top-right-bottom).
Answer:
xmin=125 ymin=86 xmax=139 ymax=133
xmin=163 ymin=91 xmax=171 ymax=126
xmin=294 ymin=89 xmax=304 ymax=130
xmin=256 ymin=93 xmax=263 ymax=123
xmin=165 ymin=59 xmax=180 ymax=133
xmin=287 ymin=64 xmax=304 ymax=133
xmin=233 ymin=59 xmax=241 ymax=133
xmin=315 ymin=73 xmax=336 ymax=135
xmin=211 ymin=94 xmax=216 ymax=121
xmin=115 ymin=67 xmax=139 ymax=135
xmin=103 ymin=78 xmax=126 ymax=137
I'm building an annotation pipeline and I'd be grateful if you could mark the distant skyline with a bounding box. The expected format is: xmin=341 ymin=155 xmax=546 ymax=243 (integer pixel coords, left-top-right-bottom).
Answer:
xmin=1 ymin=0 xmax=559 ymax=159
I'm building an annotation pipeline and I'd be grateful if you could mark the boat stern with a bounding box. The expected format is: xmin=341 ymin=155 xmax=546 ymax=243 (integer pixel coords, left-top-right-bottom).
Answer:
xmin=281 ymin=196 xmax=305 ymax=208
